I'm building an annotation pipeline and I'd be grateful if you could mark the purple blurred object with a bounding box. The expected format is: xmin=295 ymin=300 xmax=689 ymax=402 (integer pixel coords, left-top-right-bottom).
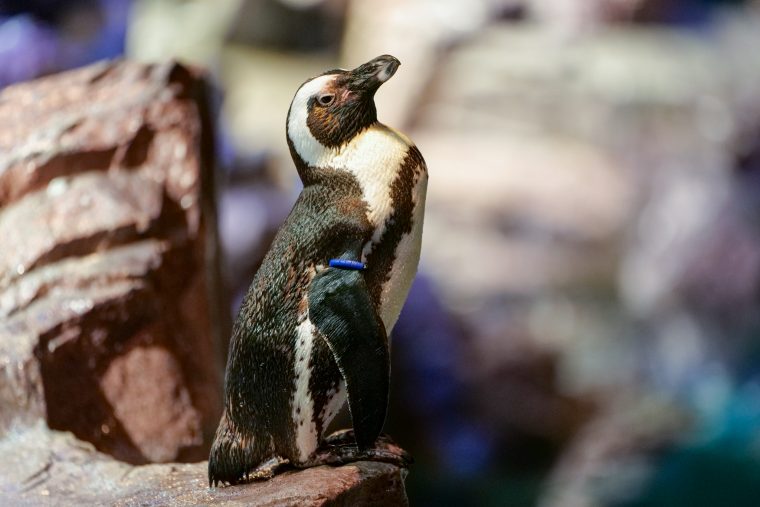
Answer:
xmin=0 ymin=0 xmax=130 ymax=89
xmin=393 ymin=275 xmax=495 ymax=476
xmin=0 ymin=15 xmax=58 ymax=87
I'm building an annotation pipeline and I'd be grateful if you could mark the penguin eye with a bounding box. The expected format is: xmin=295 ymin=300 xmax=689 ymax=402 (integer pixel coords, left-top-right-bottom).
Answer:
xmin=317 ymin=93 xmax=335 ymax=106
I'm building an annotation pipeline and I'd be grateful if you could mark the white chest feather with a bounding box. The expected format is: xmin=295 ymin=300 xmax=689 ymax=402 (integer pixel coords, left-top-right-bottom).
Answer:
xmin=292 ymin=319 xmax=318 ymax=461
xmin=378 ymin=170 xmax=427 ymax=331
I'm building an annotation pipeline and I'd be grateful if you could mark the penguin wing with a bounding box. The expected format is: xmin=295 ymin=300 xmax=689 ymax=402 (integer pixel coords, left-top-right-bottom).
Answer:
xmin=308 ymin=266 xmax=389 ymax=450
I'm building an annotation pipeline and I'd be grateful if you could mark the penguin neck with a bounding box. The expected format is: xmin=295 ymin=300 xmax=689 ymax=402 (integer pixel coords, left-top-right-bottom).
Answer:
xmin=288 ymin=123 xmax=414 ymax=230
xmin=286 ymin=119 xmax=379 ymax=183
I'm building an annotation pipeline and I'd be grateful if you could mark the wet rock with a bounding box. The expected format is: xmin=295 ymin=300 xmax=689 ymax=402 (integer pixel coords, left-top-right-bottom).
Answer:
xmin=0 ymin=60 xmax=224 ymax=464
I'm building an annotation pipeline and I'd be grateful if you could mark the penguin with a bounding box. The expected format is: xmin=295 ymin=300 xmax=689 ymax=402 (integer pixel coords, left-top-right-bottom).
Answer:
xmin=208 ymin=54 xmax=428 ymax=487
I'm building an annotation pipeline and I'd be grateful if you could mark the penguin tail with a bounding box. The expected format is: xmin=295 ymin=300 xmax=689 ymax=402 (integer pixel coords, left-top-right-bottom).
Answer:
xmin=208 ymin=411 xmax=257 ymax=487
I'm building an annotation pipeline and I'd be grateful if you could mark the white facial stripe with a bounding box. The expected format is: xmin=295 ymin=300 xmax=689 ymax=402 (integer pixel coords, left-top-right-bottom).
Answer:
xmin=292 ymin=318 xmax=318 ymax=462
xmin=287 ymin=74 xmax=336 ymax=166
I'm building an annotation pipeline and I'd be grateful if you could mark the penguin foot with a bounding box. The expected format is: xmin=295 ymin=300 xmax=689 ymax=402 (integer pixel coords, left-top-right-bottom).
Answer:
xmin=248 ymin=456 xmax=290 ymax=481
xmin=208 ymin=412 xmax=290 ymax=487
xmin=209 ymin=454 xmax=289 ymax=487
xmin=301 ymin=430 xmax=413 ymax=469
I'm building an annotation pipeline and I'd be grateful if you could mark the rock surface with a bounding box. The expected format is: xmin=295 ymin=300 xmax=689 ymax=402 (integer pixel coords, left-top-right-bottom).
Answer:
xmin=0 ymin=424 xmax=408 ymax=507
xmin=0 ymin=59 xmax=224 ymax=464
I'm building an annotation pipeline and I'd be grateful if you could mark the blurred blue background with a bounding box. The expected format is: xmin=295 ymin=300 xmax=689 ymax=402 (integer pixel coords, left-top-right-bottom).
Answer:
xmin=3 ymin=0 xmax=760 ymax=505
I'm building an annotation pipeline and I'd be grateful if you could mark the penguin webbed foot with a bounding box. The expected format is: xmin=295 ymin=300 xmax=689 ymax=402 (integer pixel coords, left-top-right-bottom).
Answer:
xmin=247 ymin=456 xmax=290 ymax=481
xmin=301 ymin=430 xmax=413 ymax=469
xmin=209 ymin=455 xmax=289 ymax=487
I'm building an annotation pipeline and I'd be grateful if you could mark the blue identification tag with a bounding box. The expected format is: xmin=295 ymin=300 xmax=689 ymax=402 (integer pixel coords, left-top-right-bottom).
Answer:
xmin=329 ymin=259 xmax=367 ymax=271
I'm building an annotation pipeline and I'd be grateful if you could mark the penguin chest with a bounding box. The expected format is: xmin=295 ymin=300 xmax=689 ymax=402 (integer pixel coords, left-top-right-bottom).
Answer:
xmin=365 ymin=161 xmax=428 ymax=332
xmin=319 ymin=124 xmax=428 ymax=332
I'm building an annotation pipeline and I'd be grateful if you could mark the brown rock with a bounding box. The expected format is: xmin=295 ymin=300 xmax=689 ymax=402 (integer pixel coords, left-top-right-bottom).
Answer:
xmin=100 ymin=343 xmax=203 ymax=463
xmin=0 ymin=426 xmax=409 ymax=506
xmin=0 ymin=60 xmax=225 ymax=464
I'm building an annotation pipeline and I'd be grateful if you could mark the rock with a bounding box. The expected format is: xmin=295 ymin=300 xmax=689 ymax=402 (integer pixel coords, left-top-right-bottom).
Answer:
xmin=0 ymin=424 xmax=409 ymax=507
xmin=0 ymin=59 xmax=226 ymax=464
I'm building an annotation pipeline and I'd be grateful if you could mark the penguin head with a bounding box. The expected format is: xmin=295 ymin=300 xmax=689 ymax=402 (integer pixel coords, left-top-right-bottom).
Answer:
xmin=286 ymin=55 xmax=400 ymax=176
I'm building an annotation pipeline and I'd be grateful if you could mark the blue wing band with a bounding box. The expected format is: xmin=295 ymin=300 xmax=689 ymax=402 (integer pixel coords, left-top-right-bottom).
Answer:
xmin=329 ymin=259 xmax=367 ymax=271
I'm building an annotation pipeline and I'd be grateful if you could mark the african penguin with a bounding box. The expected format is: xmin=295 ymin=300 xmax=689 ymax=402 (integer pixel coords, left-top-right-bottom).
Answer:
xmin=209 ymin=54 xmax=427 ymax=486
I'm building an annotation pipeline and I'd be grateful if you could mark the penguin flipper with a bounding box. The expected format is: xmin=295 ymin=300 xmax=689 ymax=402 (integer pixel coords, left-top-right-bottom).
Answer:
xmin=308 ymin=266 xmax=389 ymax=451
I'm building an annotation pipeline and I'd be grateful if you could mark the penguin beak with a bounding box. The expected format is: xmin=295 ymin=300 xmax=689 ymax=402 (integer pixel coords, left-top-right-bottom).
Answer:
xmin=347 ymin=55 xmax=401 ymax=95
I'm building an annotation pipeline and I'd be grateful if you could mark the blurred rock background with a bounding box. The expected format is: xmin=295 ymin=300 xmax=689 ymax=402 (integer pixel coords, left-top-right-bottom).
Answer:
xmin=2 ymin=0 xmax=760 ymax=505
